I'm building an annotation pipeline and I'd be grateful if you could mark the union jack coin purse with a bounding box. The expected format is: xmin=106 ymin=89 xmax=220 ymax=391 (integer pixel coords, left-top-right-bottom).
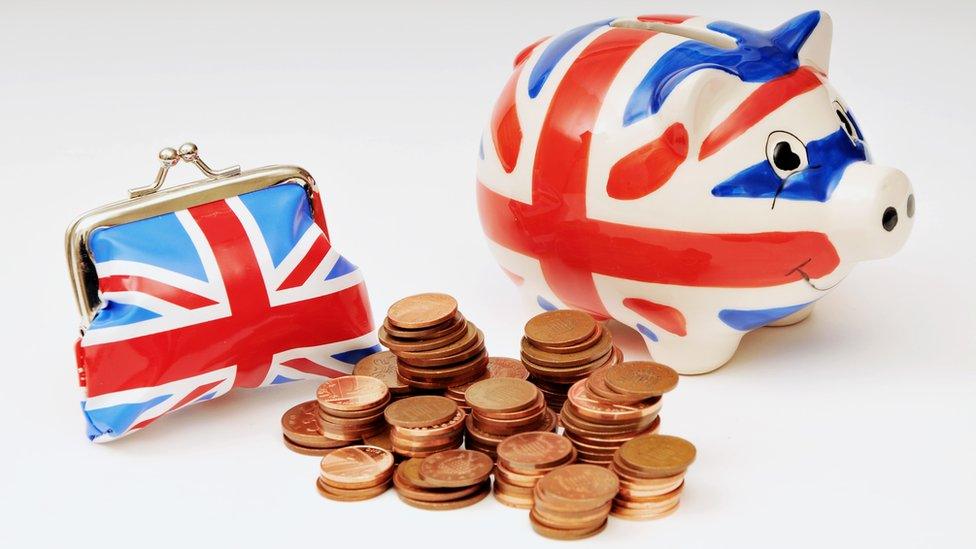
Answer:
xmin=65 ymin=143 xmax=379 ymax=442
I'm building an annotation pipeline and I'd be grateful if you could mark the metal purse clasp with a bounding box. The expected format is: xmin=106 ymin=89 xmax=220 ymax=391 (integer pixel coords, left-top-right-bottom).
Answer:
xmin=128 ymin=142 xmax=241 ymax=199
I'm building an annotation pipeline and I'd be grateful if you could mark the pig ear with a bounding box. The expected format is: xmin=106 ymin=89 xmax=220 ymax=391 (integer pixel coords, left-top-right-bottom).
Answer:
xmin=776 ymin=10 xmax=833 ymax=75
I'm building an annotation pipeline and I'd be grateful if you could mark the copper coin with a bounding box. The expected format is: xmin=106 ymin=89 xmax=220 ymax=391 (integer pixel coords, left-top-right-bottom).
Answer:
xmin=379 ymin=322 xmax=469 ymax=353
xmin=397 ymin=479 xmax=491 ymax=510
xmin=319 ymin=445 xmax=394 ymax=487
xmin=353 ymin=351 xmax=410 ymax=394
xmin=610 ymin=501 xmax=680 ymax=521
xmin=316 ymin=376 xmax=390 ymax=412
xmin=486 ymin=356 xmax=530 ymax=379
xmin=566 ymin=379 xmax=661 ymax=423
xmin=604 ymin=361 xmax=679 ymax=398
xmin=282 ymin=436 xmax=343 ymax=456
xmin=397 ymin=349 xmax=488 ymax=378
xmin=281 ymin=401 xmax=346 ymax=448
xmin=316 ymin=478 xmax=390 ymax=502
xmin=520 ymin=330 xmax=613 ymax=367
xmin=535 ymin=464 xmax=620 ymax=509
xmin=529 ymin=513 xmax=608 ymax=540
xmin=497 ymin=431 xmax=575 ymax=471
xmin=493 ymin=485 xmax=535 ymax=509
xmin=533 ymin=499 xmax=612 ymax=528
xmin=472 ymin=392 xmax=546 ymax=422
xmin=394 ymin=459 xmax=486 ymax=501
xmin=382 ymin=312 xmax=464 ymax=340
xmin=531 ymin=324 xmax=604 ymax=354
xmin=384 ymin=395 xmax=458 ymax=428
xmin=395 ymin=325 xmax=483 ymax=362
xmin=362 ymin=427 xmax=394 ymax=453
xmin=399 ymin=365 xmax=488 ymax=390
xmin=494 ymin=463 xmax=545 ymax=488
xmin=524 ymin=310 xmax=598 ymax=348
xmin=586 ymin=366 xmax=648 ymax=404
xmin=387 ymin=293 xmax=458 ymax=329
xmin=616 ymin=435 xmax=696 ymax=478
xmin=521 ymin=348 xmax=613 ymax=379
xmin=418 ymin=449 xmax=494 ymax=488
xmin=465 ymin=377 xmax=539 ymax=414
xmin=392 ymin=409 xmax=466 ymax=439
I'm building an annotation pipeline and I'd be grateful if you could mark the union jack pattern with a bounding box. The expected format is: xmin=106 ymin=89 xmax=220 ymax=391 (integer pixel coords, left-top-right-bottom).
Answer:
xmin=77 ymin=182 xmax=378 ymax=441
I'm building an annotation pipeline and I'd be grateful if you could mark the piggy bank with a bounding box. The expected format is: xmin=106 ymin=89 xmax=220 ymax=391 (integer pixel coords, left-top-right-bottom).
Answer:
xmin=476 ymin=11 xmax=914 ymax=374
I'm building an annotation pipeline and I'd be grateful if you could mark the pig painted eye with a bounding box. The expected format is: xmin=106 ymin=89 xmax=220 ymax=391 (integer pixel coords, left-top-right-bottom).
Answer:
xmin=833 ymin=101 xmax=859 ymax=144
xmin=765 ymin=131 xmax=808 ymax=179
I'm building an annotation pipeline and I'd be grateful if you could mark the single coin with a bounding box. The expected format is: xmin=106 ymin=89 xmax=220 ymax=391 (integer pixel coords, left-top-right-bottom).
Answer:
xmin=316 ymin=478 xmax=390 ymax=502
xmin=487 ymin=357 xmax=530 ymax=380
xmin=524 ymin=310 xmax=597 ymax=348
xmin=281 ymin=400 xmax=347 ymax=448
xmin=387 ymin=293 xmax=458 ymax=329
xmin=316 ymin=376 xmax=390 ymax=412
xmin=604 ymin=362 xmax=679 ymax=398
xmin=531 ymin=324 xmax=604 ymax=354
xmin=418 ymin=449 xmax=494 ymax=488
xmin=616 ymin=435 xmax=696 ymax=478
xmin=586 ymin=366 xmax=648 ymax=404
xmin=465 ymin=377 xmax=539 ymax=414
xmin=497 ymin=431 xmax=576 ymax=471
xmin=535 ymin=464 xmax=620 ymax=508
xmin=397 ymin=479 xmax=491 ymax=510
xmin=320 ymin=445 xmax=395 ymax=487
xmin=353 ymin=351 xmax=410 ymax=393
xmin=384 ymin=395 xmax=458 ymax=428
xmin=282 ymin=436 xmax=342 ymax=456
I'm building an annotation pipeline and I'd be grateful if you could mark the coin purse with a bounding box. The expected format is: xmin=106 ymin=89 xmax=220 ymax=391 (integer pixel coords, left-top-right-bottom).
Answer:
xmin=66 ymin=143 xmax=380 ymax=442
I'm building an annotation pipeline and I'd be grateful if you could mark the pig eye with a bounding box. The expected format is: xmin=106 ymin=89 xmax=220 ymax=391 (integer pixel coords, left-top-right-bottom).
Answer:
xmin=833 ymin=101 xmax=859 ymax=144
xmin=765 ymin=131 xmax=808 ymax=179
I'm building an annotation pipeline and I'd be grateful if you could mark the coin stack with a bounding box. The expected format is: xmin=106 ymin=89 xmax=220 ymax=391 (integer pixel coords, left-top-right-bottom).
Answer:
xmin=444 ymin=356 xmax=529 ymax=412
xmin=531 ymin=464 xmax=620 ymax=540
xmin=493 ymin=431 xmax=577 ymax=509
xmin=560 ymin=361 xmax=678 ymax=465
xmin=379 ymin=293 xmax=489 ymax=390
xmin=393 ymin=449 xmax=493 ymax=510
xmin=281 ymin=401 xmax=352 ymax=456
xmin=464 ymin=378 xmax=557 ymax=459
xmin=610 ymin=435 xmax=696 ymax=520
xmin=316 ymin=445 xmax=395 ymax=502
xmin=519 ymin=310 xmax=621 ymax=411
xmin=315 ymin=375 xmax=391 ymax=444
xmin=353 ymin=350 xmax=414 ymax=400
xmin=384 ymin=395 xmax=465 ymax=458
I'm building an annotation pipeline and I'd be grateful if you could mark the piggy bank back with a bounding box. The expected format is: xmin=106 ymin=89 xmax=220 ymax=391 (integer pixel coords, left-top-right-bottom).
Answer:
xmin=476 ymin=11 xmax=914 ymax=374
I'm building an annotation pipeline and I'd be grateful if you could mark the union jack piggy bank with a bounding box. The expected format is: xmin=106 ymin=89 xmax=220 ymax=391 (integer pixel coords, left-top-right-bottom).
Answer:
xmin=476 ymin=11 xmax=914 ymax=374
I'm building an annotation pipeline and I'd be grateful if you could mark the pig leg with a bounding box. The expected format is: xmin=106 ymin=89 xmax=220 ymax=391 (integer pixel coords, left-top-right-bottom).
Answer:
xmin=765 ymin=304 xmax=814 ymax=327
xmin=642 ymin=330 xmax=744 ymax=375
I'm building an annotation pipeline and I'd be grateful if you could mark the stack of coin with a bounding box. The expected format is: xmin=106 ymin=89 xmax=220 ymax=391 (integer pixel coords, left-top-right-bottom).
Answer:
xmin=316 ymin=445 xmax=395 ymax=501
xmin=379 ymin=293 xmax=489 ymax=390
xmin=393 ymin=450 xmax=493 ymax=510
xmin=315 ymin=375 xmax=391 ymax=443
xmin=610 ymin=435 xmax=696 ymax=520
xmin=560 ymin=361 xmax=678 ymax=464
xmin=281 ymin=401 xmax=352 ymax=456
xmin=384 ymin=395 xmax=465 ymax=458
xmin=353 ymin=350 xmax=414 ymax=400
xmin=493 ymin=431 xmax=577 ymax=508
xmin=519 ymin=310 xmax=622 ymax=411
xmin=531 ymin=464 xmax=620 ymax=540
xmin=444 ymin=357 xmax=529 ymax=412
xmin=464 ymin=377 xmax=557 ymax=459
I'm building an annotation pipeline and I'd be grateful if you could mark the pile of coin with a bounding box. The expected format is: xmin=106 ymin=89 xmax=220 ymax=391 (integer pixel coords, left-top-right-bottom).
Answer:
xmin=281 ymin=400 xmax=352 ymax=456
xmin=379 ymin=293 xmax=489 ymax=390
xmin=493 ymin=431 xmax=577 ymax=508
xmin=531 ymin=464 xmax=620 ymax=540
xmin=464 ymin=377 xmax=557 ymax=459
xmin=610 ymin=435 xmax=696 ymax=520
xmin=560 ymin=361 xmax=677 ymax=465
xmin=353 ymin=350 xmax=414 ymax=400
xmin=384 ymin=395 xmax=465 ymax=458
xmin=393 ymin=449 xmax=494 ymax=510
xmin=519 ymin=310 xmax=621 ymax=411
xmin=315 ymin=375 xmax=391 ymax=444
xmin=444 ymin=357 xmax=529 ymax=412
xmin=316 ymin=445 xmax=395 ymax=501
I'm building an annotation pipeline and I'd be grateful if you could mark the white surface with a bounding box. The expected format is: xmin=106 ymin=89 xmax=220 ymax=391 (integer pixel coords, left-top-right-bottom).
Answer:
xmin=0 ymin=1 xmax=972 ymax=547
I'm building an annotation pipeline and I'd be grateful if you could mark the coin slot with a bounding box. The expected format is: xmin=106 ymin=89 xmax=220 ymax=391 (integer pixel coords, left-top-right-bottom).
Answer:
xmin=611 ymin=19 xmax=736 ymax=49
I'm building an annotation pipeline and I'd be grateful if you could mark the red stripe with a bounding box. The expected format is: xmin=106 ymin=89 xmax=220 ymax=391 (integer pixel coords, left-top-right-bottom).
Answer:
xmin=500 ymin=267 xmax=524 ymax=286
xmin=491 ymin=63 xmax=524 ymax=173
xmin=699 ymin=67 xmax=823 ymax=161
xmin=281 ymin=358 xmax=349 ymax=380
xmin=513 ymin=36 xmax=549 ymax=68
xmin=128 ymin=379 xmax=224 ymax=431
xmin=99 ymin=275 xmax=218 ymax=309
xmin=637 ymin=14 xmax=693 ymax=24
xmin=623 ymin=298 xmax=687 ymax=337
xmin=607 ymin=122 xmax=688 ymax=200
xmin=276 ymin=234 xmax=330 ymax=290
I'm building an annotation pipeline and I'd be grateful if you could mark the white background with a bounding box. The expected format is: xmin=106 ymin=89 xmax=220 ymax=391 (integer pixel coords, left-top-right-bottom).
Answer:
xmin=1 ymin=1 xmax=973 ymax=547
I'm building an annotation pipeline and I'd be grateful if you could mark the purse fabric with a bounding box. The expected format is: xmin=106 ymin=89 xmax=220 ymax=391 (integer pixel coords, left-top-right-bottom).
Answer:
xmin=76 ymin=182 xmax=378 ymax=441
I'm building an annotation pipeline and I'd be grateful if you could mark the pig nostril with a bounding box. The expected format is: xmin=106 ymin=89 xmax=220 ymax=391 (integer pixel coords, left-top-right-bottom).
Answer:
xmin=907 ymin=194 xmax=915 ymax=218
xmin=882 ymin=207 xmax=898 ymax=232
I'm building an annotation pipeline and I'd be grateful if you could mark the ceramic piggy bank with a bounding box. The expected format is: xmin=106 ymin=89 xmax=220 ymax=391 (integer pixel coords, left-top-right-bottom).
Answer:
xmin=476 ymin=11 xmax=914 ymax=374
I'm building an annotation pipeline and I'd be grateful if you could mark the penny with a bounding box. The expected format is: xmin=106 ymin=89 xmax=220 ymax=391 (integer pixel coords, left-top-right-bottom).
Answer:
xmin=493 ymin=485 xmax=535 ymax=509
xmin=533 ymin=500 xmax=613 ymax=528
xmin=400 ymin=365 xmax=487 ymax=390
xmin=382 ymin=312 xmax=464 ymax=340
xmin=362 ymin=427 xmax=394 ymax=453
xmin=379 ymin=322 xmax=469 ymax=353
xmin=616 ymin=435 xmax=696 ymax=478
xmin=353 ymin=351 xmax=410 ymax=394
xmin=396 ymin=350 xmax=488 ymax=378
xmin=566 ymin=379 xmax=661 ymax=423
xmin=419 ymin=449 xmax=494 ymax=488
xmin=520 ymin=330 xmax=612 ymax=368
xmin=524 ymin=310 xmax=597 ymax=348
xmin=319 ymin=445 xmax=394 ymax=487
xmin=281 ymin=401 xmax=347 ymax=448
xmin=531 ymin=324 xmax=604 ymax=354
xmin=529 ymin=513 xmax=608 ymax=540
xmin=610 ymin=501 xmax=680 ymax=521
xmin=604 ymin=361 xmax=679 ymax=398
xmin=465 ymin=377 xmax=539 ymax=414
xmin=535 ymin=464 xmax=620 ymax=509
xmin=384 ymin=395 xmax=458 ymax=428
xmin=520 ymin=348 xmax=613 ymax=378
xmin=316 ymin=478 xmax=390 ymax=502
xmin=394 ymin=459 xmax=486 ymax=502
xmin=387 ymin=293 xmax=458 ymax=329
xmin=486 ymin=357 xmax=530 ymax=380
xmin=497 ymin=431 xmax=575 ymax=471
xmin=282 ymin=435 xmax=342 ymax=456
xmin=586 ymin=366 xmax=648 ymax=404
xmin=395 ymin=325 xmax=483 ymax=362
xmin=397 ymin=479 xmax=491 ymax=510
xmin=316 ymin=376 xmax=390 ymax=412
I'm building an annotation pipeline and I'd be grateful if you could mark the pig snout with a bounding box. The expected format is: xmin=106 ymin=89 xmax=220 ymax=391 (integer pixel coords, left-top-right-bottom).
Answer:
xmin=829 ymin=162 xmax=915 ymax=262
